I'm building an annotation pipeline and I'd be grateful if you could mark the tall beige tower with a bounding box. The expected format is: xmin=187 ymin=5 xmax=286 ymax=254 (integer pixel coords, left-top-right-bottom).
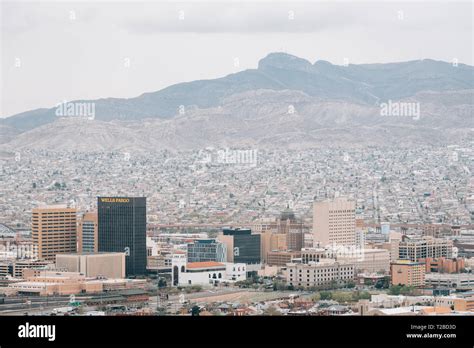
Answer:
xmin=312 ymin=198 xmax=356 ymax=247
xmin=32 ymin=205 xmax=77 ymax=261
xmin=78 ymin=211 xmax=98 ymax=253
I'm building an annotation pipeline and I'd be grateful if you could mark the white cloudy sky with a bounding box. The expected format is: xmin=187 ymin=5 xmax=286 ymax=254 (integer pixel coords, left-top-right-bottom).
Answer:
xmin=1 ymin=0 xmax=472 ymax=117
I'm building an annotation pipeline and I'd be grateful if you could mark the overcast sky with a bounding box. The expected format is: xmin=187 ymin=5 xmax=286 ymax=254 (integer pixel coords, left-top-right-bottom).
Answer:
xmin=1 ymin=0 xmax=472 ymax=118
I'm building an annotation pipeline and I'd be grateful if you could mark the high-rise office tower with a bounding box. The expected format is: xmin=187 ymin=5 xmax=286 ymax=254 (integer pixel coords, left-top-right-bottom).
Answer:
xmin=78 ymin=212 xmax=98 ymax=253
xmin=98 ymin=197 xmax=146 ymax=276
xmin=313 ymin=198 xmax=356 ymax=247
xmin=32 ymin=205 xmax=77 ymax=261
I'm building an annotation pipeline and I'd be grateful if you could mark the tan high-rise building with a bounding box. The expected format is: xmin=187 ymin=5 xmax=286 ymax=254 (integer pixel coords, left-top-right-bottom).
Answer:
xmin=78 ymin=212 xmax=98 ymax=253
xmin=313 ymin=198 xmax=356 ymax=247
xmin=32 ymin=206 xmax=77 ymax=261
xmin=252 ymin=209 xmax=310 ymax=260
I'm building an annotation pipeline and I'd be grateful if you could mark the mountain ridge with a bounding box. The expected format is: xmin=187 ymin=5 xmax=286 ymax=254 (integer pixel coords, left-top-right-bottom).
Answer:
xmin=1 ymin=88 xmax=472 ymax=153
xmin=3 ymin=52 xmax=473 ymax=133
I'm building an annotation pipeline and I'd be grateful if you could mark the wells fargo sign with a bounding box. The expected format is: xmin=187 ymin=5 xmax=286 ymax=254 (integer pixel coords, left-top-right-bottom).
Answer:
xmin=100 ymin=198 xmax=130 ymax=203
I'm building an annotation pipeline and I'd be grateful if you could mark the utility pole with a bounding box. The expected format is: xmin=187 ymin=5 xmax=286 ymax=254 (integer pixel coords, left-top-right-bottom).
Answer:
xmin=156 ymin=282 xmax=161 ymax=314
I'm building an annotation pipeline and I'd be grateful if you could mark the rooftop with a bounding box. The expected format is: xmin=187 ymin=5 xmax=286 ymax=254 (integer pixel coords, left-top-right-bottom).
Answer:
xmin=58 ymin=252 xmax=125 ymax=256
xmin=186 ymin=261 xmax=225 ymax=269
xmin=392 ymin=260 xmax=425 ymax=265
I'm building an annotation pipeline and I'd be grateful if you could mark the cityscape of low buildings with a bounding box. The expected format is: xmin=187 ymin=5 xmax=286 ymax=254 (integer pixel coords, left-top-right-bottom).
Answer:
xmin=0 ymin=191 xmax=472 ymax=317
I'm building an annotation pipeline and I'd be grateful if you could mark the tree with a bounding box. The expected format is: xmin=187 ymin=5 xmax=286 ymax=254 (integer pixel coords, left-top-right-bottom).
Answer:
xmin=400 ymin=286 xmax=415 ymax=296
xmin=332 ymin=292 xmax=352 ymax=303
xmin=158 ymin=278 xmax=167 ymax=288
xmin=191 ymin=305 xmax=201 ymax=316
xmin=389 ymin=285 xmax=415 ymax=296
xmin=329 ymin=280 xmax=339 ymax=290
xmin=374 ymin=280 xmax=384 ymax=289
xmin=184 ymin=285 xmax=202 ymax=294
xmin=263 ymin=306 xmax=281 ymax=316
xmin=156 ymin=307 xmax=167 ymax=316
xmin=345 ymin=280 xmax=356 ymax=289
xmin=320 ymin=291 xmax=332 ymax=301
xmin=388 ymin=285 xmax=402 ymax=295
xmin=273 ymin=281 xmax=287 ymax=291
xmin=352 ymin=291 xmax=371 ymax=301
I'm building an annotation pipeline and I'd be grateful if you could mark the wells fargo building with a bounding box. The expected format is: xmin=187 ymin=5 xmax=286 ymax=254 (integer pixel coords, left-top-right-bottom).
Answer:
xmin=98 ymin=197 xmax=147 ymax=276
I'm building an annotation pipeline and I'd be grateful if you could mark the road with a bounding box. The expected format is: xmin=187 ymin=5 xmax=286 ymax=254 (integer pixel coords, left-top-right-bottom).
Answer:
xmin=148 ymin=288 xmax=247 ymax=313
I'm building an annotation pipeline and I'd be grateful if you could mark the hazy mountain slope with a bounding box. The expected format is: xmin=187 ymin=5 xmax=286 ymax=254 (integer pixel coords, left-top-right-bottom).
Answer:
xmin=2 ymin=89 xmax=472 ymax=152
xmin=3 ymin=53 xmax=473 ymax=132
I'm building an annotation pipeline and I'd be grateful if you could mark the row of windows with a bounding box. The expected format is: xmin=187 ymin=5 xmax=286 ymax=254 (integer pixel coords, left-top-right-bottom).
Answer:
xmin=290 ymin=267 xmax=353 ymax=272
xmin=291 ymin=273 xmax=353 ymax=279
xmin=289 ymin=282 xmax=351 ymax=287
xmin=290 ymin=277 xmax=353 ymax=283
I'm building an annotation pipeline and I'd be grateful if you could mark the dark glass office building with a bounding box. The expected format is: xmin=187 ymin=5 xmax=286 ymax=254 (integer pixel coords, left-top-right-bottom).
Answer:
xmin=187 ymin=239 xmax=227 ymax=263
xmin=98 ymin=197 xmax=146 ymax=276
xmin=222 ymin=228 xmax=261 ymax=265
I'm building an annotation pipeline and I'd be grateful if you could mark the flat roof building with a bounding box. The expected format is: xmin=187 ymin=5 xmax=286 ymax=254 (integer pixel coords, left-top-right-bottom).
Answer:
xmin=391 ymin=260 xmax=425 ymax=287
xmin=267 ymin=250 xmax=301 ymax=267
xmin=286 ymin=259 xmax=355 ymax=289
xmin=187 ymin=239 xmax=227 ymax=263
xmin=398 ymin=236 xmax=453 ymax=262
xmin=338 ymin=248 xmax=391 ymax=274
xmin=56 ymin=252 xmax=126 ymax=278
xmin=172 ymin=261 xmax=247 ymax=286
xmin=424 ymin=273 xmax=474 ymax=290
xmin=32 ymin=206 xmax=77 ymax=261
xmin=0 ymin=259 xmax=54 ymax=279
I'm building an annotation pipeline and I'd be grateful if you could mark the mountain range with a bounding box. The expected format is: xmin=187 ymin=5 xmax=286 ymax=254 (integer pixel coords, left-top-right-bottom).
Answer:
xmin=1 ymin=52 xmax=473 ymax=152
